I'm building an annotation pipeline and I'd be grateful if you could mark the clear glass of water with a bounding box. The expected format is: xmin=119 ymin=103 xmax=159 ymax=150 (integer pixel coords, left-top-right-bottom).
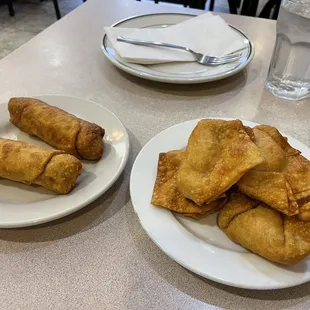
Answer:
xmin=265 ymin=0 xmax=310 ymax=100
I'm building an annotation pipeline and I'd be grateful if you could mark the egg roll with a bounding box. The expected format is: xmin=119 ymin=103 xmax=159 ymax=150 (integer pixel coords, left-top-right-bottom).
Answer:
xmin=8 ymin=97 xmax=105 ymax=160
xmin=0 ymin=138 xmax=82 ymax=194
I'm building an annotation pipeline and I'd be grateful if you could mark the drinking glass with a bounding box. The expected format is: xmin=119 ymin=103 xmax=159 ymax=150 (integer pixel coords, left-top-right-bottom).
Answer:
xmin=265 ymin=0 xmax=310 ymax=100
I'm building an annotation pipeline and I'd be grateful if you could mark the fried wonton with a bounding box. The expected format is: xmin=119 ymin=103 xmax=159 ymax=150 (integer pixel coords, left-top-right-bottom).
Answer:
xmin=257 ymin=124 xmax=310 ymax=201
xmin=151 ymin=150 xmax=225 ymax=218
xmin=297 ymin=197 xmax=310 ymax=221
xmin=256 ymin=125 xmax=310 ymax=200
xmin=255 ymin=125 xmax=300 ymax=157
xmin=218 ymin=193 xmax=310 ymax=265
xmin=176 ymin=119 xmax=264 ymax=206
xmin=238 ymin=127 xmax=299 ymax=216
xmin=285 ymin=154 xmax=310 ymax=201
xmin=183 ymin=200 xmax=224 ymax=219
xmin=239 ymin=125 xmax=310 ymax=216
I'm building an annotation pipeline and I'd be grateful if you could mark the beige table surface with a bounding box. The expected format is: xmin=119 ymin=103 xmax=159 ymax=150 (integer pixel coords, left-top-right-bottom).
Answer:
xmin=0 ymin=0 xmax=310 ymax=309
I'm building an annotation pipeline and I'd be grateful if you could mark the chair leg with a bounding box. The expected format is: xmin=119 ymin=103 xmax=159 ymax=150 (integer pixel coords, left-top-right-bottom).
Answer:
xmin=53 ymin=0 xmax=61 ymax=19
xmin=241 ymin=0 xmax=259 ymax=16
xmin=248 ymin=0 xmax=259 ymax=16
xmin=272 ymin=0 xmax=281 ymax=19
xmin=8 ymin=0 xmax=15 ymax=16
xmin=189 ymin=0 xmax=206 ymax=9
xmin=209 ymin=0 xmax=215 ymax=11
xmin=227 ymin=0 xmax=237 ymax=14
xmin=259 ymin=0 xmax=277 ymax=19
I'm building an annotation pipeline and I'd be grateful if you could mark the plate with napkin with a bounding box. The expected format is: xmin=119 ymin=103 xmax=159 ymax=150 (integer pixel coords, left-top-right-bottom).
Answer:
xmin=102 ymin=13 xmax=254 ymax=84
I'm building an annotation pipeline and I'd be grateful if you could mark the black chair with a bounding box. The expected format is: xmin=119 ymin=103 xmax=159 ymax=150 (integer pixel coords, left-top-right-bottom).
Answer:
xmin=3 ymin=0 xmax=15 ymax=16
xmin=187 ymin=0 xmax=206 ymax=9
xmin=235 ymin=0 xmax=281 ymax=19
xmin=210 ymin=0 xmax=281 ymax=19
xmin=5 ymin=0 xmax=62 ymax=19
xmin=52 ymin=0 xmax=61 ymax=19
xmin=239 ymin=0 xmax=259 ymax=16
xmin=209 ymin=0 xmax=238 ymax=13
xmin=259 ymin=0 xmax=281 ymax=19
xmin=186 ymin=0 xmax=239 ymax=13
xmin=136 ymin=0 xmax=281 ymax=19
xmin=137 ymin=0 xmax=187 ymax=6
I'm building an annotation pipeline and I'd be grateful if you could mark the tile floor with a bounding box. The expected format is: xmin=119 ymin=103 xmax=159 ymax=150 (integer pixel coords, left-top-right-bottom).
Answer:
xmin=0 ymin=0 xmax=269 ymax=60
xmin=0 ymin=0 xmax=82 ymax=58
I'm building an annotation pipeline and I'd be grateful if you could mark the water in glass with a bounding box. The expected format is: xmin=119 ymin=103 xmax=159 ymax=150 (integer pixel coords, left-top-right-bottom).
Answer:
xmin=265 ymin=0 xmax=310 ymax=100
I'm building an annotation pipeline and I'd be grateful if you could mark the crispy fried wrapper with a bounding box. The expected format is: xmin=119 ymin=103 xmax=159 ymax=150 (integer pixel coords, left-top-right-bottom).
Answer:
xmin=176 ymin=119 xmax=264 ymax=206
xmin=258 ymin=125 xmax=310 ymax=201
xmin=298 ymin=197 xmax=310 ymax=221
xmin=239 ymin=125 xmax=310 ymax=216
xmin=0 ymin=138 xmax=82 ymax=194
xmin=8 ymin=97 xmax=105 ymax=160
xmin=238 ymin=127 xmax=299 ymax=216
xmin=285 ymin=154 xmax=310 ymax=201
xmin=151 ymin=150 xmax=225 ymax=219
xmin=218 ymin=193 xmax=310 ymax=265
xmin=255 ymin=125 xmax=300 ymax=156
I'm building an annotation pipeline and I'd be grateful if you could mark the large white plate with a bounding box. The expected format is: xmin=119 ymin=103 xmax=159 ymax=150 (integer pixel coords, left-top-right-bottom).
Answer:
xmin=130 ymin=118 xmax=310 ymax=290
xmin=0 ymin=95 xmax=129 ymax=228
xmin=102 ymin=13 xmax=254 ymax=84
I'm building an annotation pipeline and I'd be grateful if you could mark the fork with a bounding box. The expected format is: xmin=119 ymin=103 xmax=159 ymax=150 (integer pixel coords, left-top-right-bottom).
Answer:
xmin=117 ymin=36 xmax=242 ymax=66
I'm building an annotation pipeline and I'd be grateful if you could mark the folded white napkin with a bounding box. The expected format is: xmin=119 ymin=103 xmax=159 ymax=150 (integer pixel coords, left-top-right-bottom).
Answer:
xmin=104 ymin=12 xmax=247 ymax=65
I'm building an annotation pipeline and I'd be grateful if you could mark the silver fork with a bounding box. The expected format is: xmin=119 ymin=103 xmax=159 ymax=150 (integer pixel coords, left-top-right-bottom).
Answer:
xmin=117 ymin=36 xmax=242 ymax=66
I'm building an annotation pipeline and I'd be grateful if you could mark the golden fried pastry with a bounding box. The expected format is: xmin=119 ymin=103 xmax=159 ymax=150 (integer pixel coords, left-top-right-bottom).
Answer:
xmin=176 ymin=119 xmax=264 ymax=206
xmin=8 ymin=97 xmax=105 ymax=160
xmin=238 ymin=127 xmax=299 ymax=216
xmin=297 ymin=197 xmax=310 ymax=221
xmin=151 ymin=150 xmax=225 ymax=218
xmin=0 ymin=138 xmax=82 ymax=194
xmin=285 ymin=154 xmax=310 ymax=201
xmin=239 ymin=125 xmax=310 ymax=216
xmin=259 ymin=125 xmax=310 ymax=204
xmin=218 ymin=193 xmax=310 ymax=265
xmin=182 ymin=201 xmax=224 ymax=219
xmin=299 ymin=202 xmax=310 ymax=221
xmin=255 ymin=124 xmax=300 ymax=156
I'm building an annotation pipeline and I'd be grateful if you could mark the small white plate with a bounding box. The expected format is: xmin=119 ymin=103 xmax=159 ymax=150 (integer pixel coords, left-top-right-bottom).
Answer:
xmin=102 ymin=13 xmax=254 ymax=84
xmin=130 ymin=118 xmax=310 ymax=290
xmin=0 ymin=95 xmax=129 ymax=228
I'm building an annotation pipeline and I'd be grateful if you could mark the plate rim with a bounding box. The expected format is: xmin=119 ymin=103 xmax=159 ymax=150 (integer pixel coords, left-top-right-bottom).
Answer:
xmin=130 ymin=118 xmax=310 ymax=290
xmin=102 ymin=13 xmax=255 ymax=84
xmin=0 ymin=95 xmax=130 ymax=228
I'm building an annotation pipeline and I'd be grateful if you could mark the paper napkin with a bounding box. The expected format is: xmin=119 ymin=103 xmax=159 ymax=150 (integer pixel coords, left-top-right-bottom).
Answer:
xmin=104 ymin=12 xmax=247 ymax=64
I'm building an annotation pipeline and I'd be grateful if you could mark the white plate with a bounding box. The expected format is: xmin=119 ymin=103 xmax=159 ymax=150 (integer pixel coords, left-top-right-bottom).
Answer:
xmin=102 ymin=13 xmax=254 ymax=84
xmin=0 ymin=95 xmax=129 ymax=228
xmin=130 ymin=118 xmax=310 ymax=290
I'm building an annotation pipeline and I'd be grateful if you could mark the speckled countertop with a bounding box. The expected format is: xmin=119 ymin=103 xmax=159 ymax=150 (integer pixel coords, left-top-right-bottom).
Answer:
xmin=0 ymin=0 xmax=309 ymax=309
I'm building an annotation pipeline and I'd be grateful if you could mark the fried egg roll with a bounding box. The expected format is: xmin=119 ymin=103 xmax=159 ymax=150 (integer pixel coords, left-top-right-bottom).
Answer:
xmin=0 ymin=138 xmax=82 ymax=194
xmin=8 ymin=97 xmax=105 ymax=160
